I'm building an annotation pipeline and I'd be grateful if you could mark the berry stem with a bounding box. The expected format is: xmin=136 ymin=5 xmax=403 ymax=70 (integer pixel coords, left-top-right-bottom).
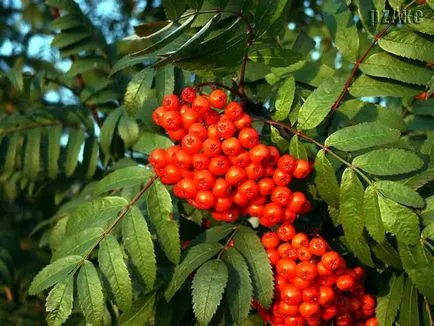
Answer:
xmin=195 ymin=82 xmax=243 ymax=97
xmin=217 ymin=226 xmax=239 ymax=259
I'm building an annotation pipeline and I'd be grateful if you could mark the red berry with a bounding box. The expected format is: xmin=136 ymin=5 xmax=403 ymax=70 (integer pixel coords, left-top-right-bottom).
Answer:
xmin=149 ymin=149 xmax=168 ymax=169
xmin=221 ymin=137 xmax=242 ymax=157
xmin=181 ymin=87 xmax=196 ymax=103
xmin=296 ymin=261 xmax=317 ymax=281
xmin=195 ymin=190 xmax=216 ymax=210
xmin=162 ymin=110 xmax=182 ymax=130
xmin=202 ymin=138 xmax=222 ymax=157
xmin=173 ymin=178 xmax=197 ymax=199
xmin=192 ymin=153 xmax=210 ymax=170
xmin=174 ymin=150 xmax=192 ymax=169
xmin=318 ymin=286 xmax=335 ymax=305
xmin=225 ymin=166 xmax=247 ymax=186
xmin=258 ymin=178 xmax=275 ymax=195
xmin=365 ymin=317 xmax=378 ymax=326
xmin=293 ymin=159 xmax=311 ymax=179
xmin=193 ymin=170 xmax=216 ymax=190
xmin=262 ymin=232 xmax=280 ymax=249
xmin=217 ymin=119 xmax=236 ymax=139
xmin=302 ymin=286 xmax=319 ymax=303
xmin=322 ymin=305 xmax=337 ymax=320
xmin=299 ymin=302 xmax=320 ymax=319
xmin=288 ymin=192 xmax=307 ymax=213
xmin=278 ymin=155 xmax=296 ymax=173
xmin=188 ymin=122 xmax=207 ymax=139
xmin=245 ymin=163 xmax=264 ymax=180
xmin=292 ymin=233 xmax=309 ymax=248
xmin=232 ymin=191 xmax=249 ymax=207
xmin=249 ymin=144 xmax=270 ymax=163
xmin=182 ymin=134 xmax=202 ymax=154
xmin=212 ymin=178 xmax=231 ymax=197
xmin=163 ymin=94 xmax=180 ymax=111
xmin=262 ymin=203 xmax=283 ymax=226
xmin=224 ymin=102 xmax=243 ymax=120
xmin=277 ymin=224 xmax=296 ymax=242
xmin=209 ymin=155 xmax=231 ymax=176
xmin=181 ymin=108 xmax=200 ymax=129
xmin=246 ymin=204 xmax=264 ymax=217
xmin=267 ymin=248 xmax=280 ymax=265
xmin=280 ymin=284 xmax=302 ymax=305
xmin=167 ymin=128 xmax=187 ymax=141
xmin=231 ymin=151 xmax=250 ymax=168
xmin=237 ymin=179 xmax=259 ymax=200
xmin=308 ymin=238 xmax=328 ymax=256
xmin=209 ymin=89 xmax=227 ymax=109
xmin=192 ymin=95 xmax=211 ymax=114
xmin=233 ymin=113 xmax=252 ymax=130
xmin=321 ymin=251 xmax=341 ymax=271
xmin=271 ymin=186 xmax=292 ymax=207
xmin=152 ymin=106 xmax=168 ymax=126
xmin=202 ymin=109 xmax=220 ymax=126
xmin=214 ymin=196 xmax=233 ymax=212
xmin=273 ymin=168 xmax=292 ymax=186
xmin=162 ymin=164 xmax=182 ymax=184
xmin=207 ymin=124 xmax=219 ymax=140
xmin=238 ymin=127 xmax=259 ymax=149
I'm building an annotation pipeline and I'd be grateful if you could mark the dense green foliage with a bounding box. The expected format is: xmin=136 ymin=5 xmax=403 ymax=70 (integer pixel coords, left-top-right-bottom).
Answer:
xmin=0 ymin=0 xmax=433 ymax=325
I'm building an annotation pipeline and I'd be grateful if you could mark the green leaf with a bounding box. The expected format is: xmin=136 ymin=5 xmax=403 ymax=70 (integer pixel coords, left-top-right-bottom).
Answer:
xmin=339 ymin=168 xmax=364 ymax=238
xmin=192 ymin=259 xmax=228 ymax=325
xmin=289 ymin=135 xmax=308 ymax=160
xmin=371 ymin=240 xmax=402 ymax=269
xmin=270 ymin=126 xmax=289 ymax=153
xmin=110 ymin=54 xmax=151 ymax=76
xmin=133 ymin=131 xmax=174 ymax=155
xmin=409 ymin=5 xmax=434 ymax=35
xmin=0 ymin=133 xmax=19 ymax=180
xmin=399 ymin=279 xmax=420 ymax=326
xmin=297 ymin=77 xmax=345 ymax=130
xmin=360 ymin=52 xmax=433 ymax=85
xmin=250 ymin=49 xmax=304 ymax=68
xmin=222 ymin=248 xmax=253 ymax=323
xmin=29 ymin=255 xmax=82 ymax=295
xmin=234 ymin=226 xmax=274 ymax=309
xmin=375 ymin=180 xmax=424 ymax=208
xmin=124 ymin=68 xmax=154 ymax=116
xmin=49 ymin=14 xmax=83 ymax=30
xmin=45 ymin=125 xmax=61 ymax=180
xmin=343 ymin=234 xmax=374 ymax=267
xmin=379 ymin=30 xmax=434 ymax=62
xmin=422 ymin=223 xmax=434 ymax=240
xmin=65 ymin=197 xmax=128 ymax=236
xmin=191 ymin=224 xmax=236 ymax=246
xmin=82 ymin=136 xmax=98 ymax=179
xmin=325 ymin=122 xmax=401 ymax=151
xmin=376 ymin=273 xmax=404 ymax=326
xmin=52 ymin=227 xmax=104 ymax=261
xmin=155 ymin=65 xmax=175 ymax=103
xmin=98 ymin=235 xmax=133 ymax=312
xmin=67 ymin=57 xmax=110 ymax=76
xmin=122 ymin=206 xmax=156 ymax=290
xmin=100 ymin=107 xmax=123 ymax=158
xmin=398 ymin=241 xmax=434 ymax=303
xmin=254 ymin=0 xmax=288 ymax=37
xmin=64 ymin=129 xmax=85 ymax=177
xmin=272 ymin=76 xmax=295 ymax=121
xmin=23 ymin=128 xmax=41 ymax=181
xmin=388 ymin=0 xmax=405 ymax=8
xmin=118 ymin=114 xmax=139 ymax=148
xmin=164 ymin=242 xmax=222 ymax=301
xmin=363 ymin=186 xmax=386 ymax=243
xmin=377 ymin=195 xmax=419 ymax=245
xmin=349 ymin=75 xmax=422 ymax=98
xmin=46 ymin=276 xmax=74 ymax=326
xmin=52 ymin=31 xmax=90 ymax=49
xmin=84 ymin=166 xmax=151 ymax=196
xmin=49 ymin=217 xmax=68 ymax=251
xmin=163 ymin=0 xmax=185 ymax=20
xmin=314 ymin=150 xmax=340 ymax=208
xmin=352 ymin=149 xmax=424 ymax=176
xmin=146 ymin=180 xmax=180 ymax=264
xmin=334 ymin=10 xmax=359 ymax=62
xmin=119 ymin=293 xmax=156 ymax=326
xmin=77 ymin=261 xmax=105 ymax=326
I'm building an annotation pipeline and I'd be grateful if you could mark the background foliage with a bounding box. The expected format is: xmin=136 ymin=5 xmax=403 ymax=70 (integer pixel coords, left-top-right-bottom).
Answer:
xmin=0 ymin=0 xmax=433 ymax=325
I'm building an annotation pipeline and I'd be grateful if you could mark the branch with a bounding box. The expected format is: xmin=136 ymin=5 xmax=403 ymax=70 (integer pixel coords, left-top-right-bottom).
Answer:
xmin=237 ymin=13 xmax=253 ymax=97
xmin=195 ymin=82 xmax=243 ymax=97
xmin=0 ymin=121 xmax=80 ymax=136
xmin=330 ymin=0 xmax=417 ymax=112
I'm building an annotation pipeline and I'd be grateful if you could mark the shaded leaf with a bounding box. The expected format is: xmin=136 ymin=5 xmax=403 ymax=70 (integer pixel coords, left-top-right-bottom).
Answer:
xmin=399 ymin=279 xmax=420 ymax=326
xmin=314 ymin=149 xmax=340 ymax=208
xmin=77 ymin=260 xmax=104 ymax=326
xmin=192 ymin=259 xmax=228 ymax=325
xmin=376 ymin=273 xmax=404 ymax=326
xmin=118 ymin=114 xmax=139 ymax=147
xmin=164 ymin=242 xmax=222 ymax=301
xmin=29 ymin=255 xmax=82 ymax=295
xmin=289 ymin=135 xmax=308 ymax=160
xmin=349 ymin=75 xmax=422 ymax=98
xmin=377 ymin=195 xmax=419 ymax=245
xmin=222 ymin=248 xmax=253 ymax=323
xmin=363 ymin=186 xmax=386 ymax=243
xmin=64 ymin=129 xmax=85 ymax=177
xmin=122 ymin=206 xmax=156 ymax=290
xmin=46 ymin=276 xmax=74 ymax=326
xmin=119 ymin=293 xmax=156 ymax=326
xmin=133 ymin=131 xmax=173 ymax=155
xmin=124 ymin=68 xmax=154 ymax=116
xmin=234 ymin=226 xmax=274 ymax=309
xmin=98 ymin=235 xmax=133 ymax=312
xmin=272 ymin=76 xmax=295 ymax=121
xmin=254 ymin=0 xmax=288 ymax=37
xmin=100 ymin=107 xmax=124 ymax=157
xmin=163 ymin=0 xmax=185 ymax=20
xmin=146 ymin=180 xmax=180 ymax=264
xmin=375 ymin=180 xmax=424 ymax=208
xmin=371 ymin=240 xmax=402 ymax=269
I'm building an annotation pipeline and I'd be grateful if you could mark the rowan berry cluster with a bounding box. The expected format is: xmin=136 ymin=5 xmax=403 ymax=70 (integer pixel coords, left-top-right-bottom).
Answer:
xmin=149 ymin=87 xmax=312 ymax=226
xmin=257 ymin=226 xmax=378 ymax=326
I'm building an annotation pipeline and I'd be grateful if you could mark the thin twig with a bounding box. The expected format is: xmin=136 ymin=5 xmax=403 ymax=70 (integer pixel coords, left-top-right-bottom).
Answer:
xmin=237 ymin=14 xmax=254 ymax=97
xmin=0 ymin=121 xmax=80 ymax=136
xmin=257 ymin=118 xmax=373 ymax=185
xmin=425 ymin=297 xmax=434 ymax=326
